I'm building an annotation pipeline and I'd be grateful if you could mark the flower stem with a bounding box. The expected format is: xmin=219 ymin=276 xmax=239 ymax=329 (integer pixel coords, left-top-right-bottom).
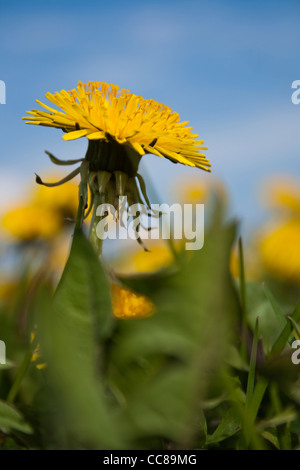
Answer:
xmin=89 ymin=193 xmax=103 ymax=256
xmin=7 ymin=347 xmax=33 ymax=403
xmin=75 ymin=192 xmax=85 ymax=230
xmin=238 ymin=237 xmax=248 ymax=360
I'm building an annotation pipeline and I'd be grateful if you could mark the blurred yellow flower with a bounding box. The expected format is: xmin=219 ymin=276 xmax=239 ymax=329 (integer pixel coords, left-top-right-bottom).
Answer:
xmin=259 ymin=176 xmax=300 ymax=283
xmin=112 ymin=283 xmax=155 ymax=319
xmin=31 ymin=179 xmax=79 ymax=219
xmin=111 ymin=240 xmax=176 ymax=275
xmin=262 ymin=176 xmax=300 ymax=214
xmin=132 ymin=243 xmax=174 ymax=273
xmin=1 ymin=178 xmax=81 ymax=242
xmin=176 ymin=176 xmax=227 ymax=204
xmin=1 ymin=206 xmax=61 ymax=241
xmin=24 ymin=81 xmax=210 ymax=172
xmin=260 ymin=220 xmax=300 ymax=283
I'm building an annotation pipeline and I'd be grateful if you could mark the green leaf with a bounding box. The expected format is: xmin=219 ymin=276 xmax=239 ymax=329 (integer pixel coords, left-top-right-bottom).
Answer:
xmin=122 ymin=368 xmax=200 ymax=444
xmin=225 ymin=345 xmax=249 ymax=372
xmin=260 ymin=430 xmax=279 ymax=449
xmin=110 ymin=219 xmax=240 ymax=447
xmin=257 ymin=408 xmax=297 ymax=432
xmin=263 ymin=284 xmax=287 ymax=329
xmin=238 ymin=237 xmax=247 ymax=318
xmin=271 ymin=301 xmax=300 ymax=356
xmin=246 ymin=317 xmax=259 ymax=407
xmin=39 ymin=229 xmax=119 ymax=449
xmin=288 ymin=315 xmax=300 ymax=338
xmin=0 ymin=360 xmax=15 ymax=370
xmin=247 ymin=377 xmax=269 ymax=429
xmin=206 ymin=408 xmax=241 ymax=444
xmin=0 ymin=399 xmax=32 ymax=434
xmin=246 ymin=283 xmax=287 ymax=354
xmin=53 ymin=228 xmax=113 ymax=342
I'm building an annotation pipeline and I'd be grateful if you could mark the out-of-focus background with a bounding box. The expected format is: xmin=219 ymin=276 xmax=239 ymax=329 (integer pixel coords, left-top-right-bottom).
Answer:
xmin=1 ymin=0 xmax=300 ymax=220
xmin=0 ymin=0 xmax=300 ymax=287
xmin=1 ymin=2 xmax=300 ymax=450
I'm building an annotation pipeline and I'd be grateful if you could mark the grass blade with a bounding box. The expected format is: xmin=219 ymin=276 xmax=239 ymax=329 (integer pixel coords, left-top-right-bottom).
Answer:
xmin=246 ymin=317 xmax=259 ymax=407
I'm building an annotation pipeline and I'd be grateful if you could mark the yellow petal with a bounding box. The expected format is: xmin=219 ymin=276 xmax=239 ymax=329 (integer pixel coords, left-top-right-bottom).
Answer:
xmin=62 ymin=129 xmax=89 ymax=140
xmin=87 ymin=131 xmax=105 ymax=140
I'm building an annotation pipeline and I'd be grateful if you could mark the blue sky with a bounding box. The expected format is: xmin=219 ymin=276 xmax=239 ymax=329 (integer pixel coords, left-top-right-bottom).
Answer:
xmin=0 ymin=0 xmax=300 ymax=235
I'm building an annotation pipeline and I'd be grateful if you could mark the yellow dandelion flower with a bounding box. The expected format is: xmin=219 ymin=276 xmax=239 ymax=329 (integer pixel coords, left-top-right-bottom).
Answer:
xmin=132 ymin=242 xmax=175 ymax=273
xmin=258 ymin=176 xmax=300 ymax=283
xmin=112 ymin=283 xmax=155 ymax=319
xmin=0 ymin=176 xmax=88 ymax=243
xmin=262 ymin=176 xmax=300 ymax=214
xmin=259 ymin=220 xmax=300 ymax=283
xmin=176 ymin=176 xmax=227 ymax=204
xmin=24 ymin=82 xmax=210 ymax=253
xmin=1 ymin=206 xmax=62 ymax=241
xmin=31 ymin=178 xmax=79 ymax=220
xmin=24 ymin=81 xmax=210 ymax=173
xmin=111 ymin=240 xmax=177 ymax=275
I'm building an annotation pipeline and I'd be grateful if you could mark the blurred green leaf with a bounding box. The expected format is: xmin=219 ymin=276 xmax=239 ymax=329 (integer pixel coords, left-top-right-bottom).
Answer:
xmin=0 ymin=399 xmax=32 ymax=434
xmin=257 ymin=408 xmax=297 ymax=432
xmin=271 ymin=301 xmax=300 ymax=357
xmin=260 ymin=430 xmax=279 ymax=449
xmin=263 ymin=284 xmax=287 ymax=329
xmin=225 ymin=345 xmax=249 ymax=372
xmin=247 ymin=377 xmax=269 ymax=426
xmin=288 ymin=316 xmax=300 ymax=338
xmin=0 ymin=360 xmax=15 ymax=371
xmin=206 ymin=408 xmax=241 ymax=444
xmin=246 ymin=317 xmax=259 ymax=407
xmin=290 ymin=419 xmax=300 ymax=436
xmin=110 ymin=219 xmax=240 ymax=447
xmin=259 ymin=354 xmax=298 ymax=385
xmin=39 ymin=228 xmax=120 ymax=449
xmin=246 ymin=283 xmax=287 ymax=353
xmin=238 ymin=237 xmax=247 ymax=318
